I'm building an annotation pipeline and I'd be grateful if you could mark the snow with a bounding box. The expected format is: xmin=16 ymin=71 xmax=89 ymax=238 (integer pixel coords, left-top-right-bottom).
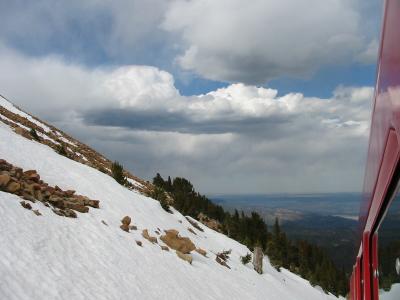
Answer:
xmin=0 ymin=95 xmax=52 ymax=132
xmin=0 ymin=114 xmax=30 ymax=131
xmin=127 ymin=177 xmax=144 ymax=188
xmin=380 ymin=284 xmax=400 ymax=300
xmin=0 ymin=117 xmax=342 ymax=299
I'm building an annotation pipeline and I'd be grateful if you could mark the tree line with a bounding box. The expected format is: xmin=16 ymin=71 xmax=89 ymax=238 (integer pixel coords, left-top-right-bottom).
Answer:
xmin=152 ymin=173 xmax=348 ymax=296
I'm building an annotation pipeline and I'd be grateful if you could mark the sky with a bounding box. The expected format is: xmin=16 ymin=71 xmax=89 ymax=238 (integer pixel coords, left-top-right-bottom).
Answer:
xmin=0 ymin=0 xmax=383 ymax=194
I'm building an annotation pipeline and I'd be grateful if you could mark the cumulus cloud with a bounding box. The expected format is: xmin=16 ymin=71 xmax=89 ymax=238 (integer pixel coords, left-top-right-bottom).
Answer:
xmin=0 ymin=46 xmax=373 ymax=193
xmin=162 ymin=0 xmax=376 ymax=83
xmin=0 ymin=0 xmax=380 ymax=84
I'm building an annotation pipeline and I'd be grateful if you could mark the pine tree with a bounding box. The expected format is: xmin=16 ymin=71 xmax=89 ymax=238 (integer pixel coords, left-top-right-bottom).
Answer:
xmin=111 ymin=161 xmax=127 ymax=185
xmin=30 ymin=128 xmax=40 ymax=141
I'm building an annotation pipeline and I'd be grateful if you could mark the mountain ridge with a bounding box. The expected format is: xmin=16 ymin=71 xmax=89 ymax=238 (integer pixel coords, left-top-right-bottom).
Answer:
xmin=0 ymin=96 xmax=342 ymax=299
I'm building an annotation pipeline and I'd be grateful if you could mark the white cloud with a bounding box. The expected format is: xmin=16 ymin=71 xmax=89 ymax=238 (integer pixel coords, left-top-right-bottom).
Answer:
xmin=162 ymin=0 xmax=374 ymax=83
xmin=0 ymin=46 xmax=373 ymax=193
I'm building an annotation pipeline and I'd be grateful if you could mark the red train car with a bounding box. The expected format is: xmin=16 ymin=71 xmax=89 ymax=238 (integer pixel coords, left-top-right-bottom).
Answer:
xmin=350 ymin=0 xmax=400 ymax=299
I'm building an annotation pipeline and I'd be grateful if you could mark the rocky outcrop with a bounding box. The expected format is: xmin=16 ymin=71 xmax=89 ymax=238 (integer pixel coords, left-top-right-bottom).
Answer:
xmin=0 ymin=102 xmax=151 ymax=195
xmin=0 ymin=159 xmax=100 ymax=218
xmin=160 ymin=229 xmax=196 ymax=254
xmin=197 ymin=213 xmax=222 ymax=232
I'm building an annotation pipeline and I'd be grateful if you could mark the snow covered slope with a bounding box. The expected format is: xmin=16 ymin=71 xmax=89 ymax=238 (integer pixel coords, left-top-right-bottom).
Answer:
xmin=0 ymin=99 xmax=342 ymax=299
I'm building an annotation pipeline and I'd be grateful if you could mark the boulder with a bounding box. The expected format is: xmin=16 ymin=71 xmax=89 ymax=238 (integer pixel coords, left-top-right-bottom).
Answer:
xmin=160 ymin=229 xmax=196 ymax=254
xmin=20 ymin=201 xmax=32 ymax=210
xmin=23 ymin=170 xmax=37 ymax=177
xmin=64 ymin=190 xmax=75 ymax=196
xmin=84 ymin=199 xmax=100 ymax=208
xmin=142 ymin=229 xmax=158 ymax=244
xmin=120 ymin=224 xmax=130 ymax=232
xmin=195 ymin=248 xmax=207 ymax=257
xmin=6 ymin=181 xmax=21 ymax=193
xmin=0 ymin=173 xmax=11 ymax=188
xmin=176 ymin=251 xmax=192 ymax=264
xmin=160 ymin=245 xmax=169 ymax=251
xmin=64 ymin=201 xmax=89 ymax=213
xmin=136 ymin=240 xmax=143 ymax=247
xmin=121 ymin=216 xmax=131 ymax=226
xmin=62 ymin=208 xmax=77 ymax=218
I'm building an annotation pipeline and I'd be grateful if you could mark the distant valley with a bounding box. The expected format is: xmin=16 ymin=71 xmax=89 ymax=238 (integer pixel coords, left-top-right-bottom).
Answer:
xmin=210 ymin=193 xmax=361 ymax=271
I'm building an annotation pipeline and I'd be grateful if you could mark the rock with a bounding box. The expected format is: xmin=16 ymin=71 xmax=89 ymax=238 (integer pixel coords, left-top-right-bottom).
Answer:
xmin=52 ymin=209 xmax=64 ymax=217
xmin=64 ymin=190 xmax=75 ymax=196
xmin=0 ymin=173 xmax=11 ymax=188
xmin=64 ymin=201 xmax=89 ymax=213
xmin=252 ymin=246 xmax=263 ymax=274
xmin=160 ymin=229 xmax=196 ymax=254
xmin=120 ymin=224 xmax=130 ymax=232
xmin=129 ymin=225 xmax=137 ymax=230
xmin=188 ymin=228 xmax=197 ymax=235
xmin=33 ymin=209 xmax=42 ymax=216
xmin=21 ymin=192 xmax=36 ymax=202
xmin=136 ymin=240 xmax=143 ymax=247
xmin=35 ymin=190 xmax=44 ymax=202
xmin=186 ymin=217 xmax=204 ymax=232
xmin=121 ymin=216 xmax=131 ymax=226
xmin=62 ymin=208 xmax=77 ymax=218
xmin=23 ymin=170 xmax=37 ymax=177
xmin=6 ymin=181 xmax=21 ymax=193
xmin=142 ymin=229 xmax=158 ymax=244
xmin=28 ymin=173 xmax=40 ymax=183
xmin=176 ymin=251 xmax=193 ymax=264
xmin=20 ymin=201 xmax=32 ymax=210
xmin=84 ymin=199 xmax=100 ymax=208
xmin=48 ymin=196 xmax=65 ymax=209
xmin=216 ymin=256 xmax=230 ymax=269
xmin=160 ymin=245 xmax=169 ymax=251
xmin=195 ymin=248 xmax=207 ymax=257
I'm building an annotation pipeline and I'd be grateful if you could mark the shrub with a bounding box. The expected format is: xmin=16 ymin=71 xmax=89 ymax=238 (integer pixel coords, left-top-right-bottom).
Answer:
xmin=30 ymin=128 xmax=40 ymax=141
xmin=241 ymin=253 xmax=252 ymax=265
xmin=111 ymin=161 xmax=127 ymax=185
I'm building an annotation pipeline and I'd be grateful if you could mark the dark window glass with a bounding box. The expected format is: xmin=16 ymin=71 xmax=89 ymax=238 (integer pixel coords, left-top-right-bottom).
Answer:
xmin=378 ymin=192 xmax=400 ymax=295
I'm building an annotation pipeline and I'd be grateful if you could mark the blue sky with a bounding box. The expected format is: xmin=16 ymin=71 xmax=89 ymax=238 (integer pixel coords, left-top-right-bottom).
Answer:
xmin=0 ymin=0 xmax=383 ymax=193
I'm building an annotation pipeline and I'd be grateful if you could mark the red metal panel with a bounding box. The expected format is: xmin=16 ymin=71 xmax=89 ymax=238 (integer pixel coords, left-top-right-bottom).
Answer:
xmin=371 ymin=234 xmax=379 ymax=300
xmin=355 ymin=0 xmax=400 ymax=298
xmin=360 ymin=0 xmax=400 ymax=234
xmin=362 ymin=233 xmax=372 ymax=299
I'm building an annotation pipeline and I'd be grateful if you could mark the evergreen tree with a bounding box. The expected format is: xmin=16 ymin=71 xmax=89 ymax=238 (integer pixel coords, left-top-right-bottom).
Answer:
xmin=111 ymin=161 xmax=127 ymax=185
xmin=30 ymin=128 xmax=40 ymax=141
xmin=150 ymin=172 xmax=348 ymax=296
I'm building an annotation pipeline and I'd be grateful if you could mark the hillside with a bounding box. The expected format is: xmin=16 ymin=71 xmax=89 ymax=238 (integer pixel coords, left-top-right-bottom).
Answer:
xmin=0 ymin=96 xmax=342 ymax=299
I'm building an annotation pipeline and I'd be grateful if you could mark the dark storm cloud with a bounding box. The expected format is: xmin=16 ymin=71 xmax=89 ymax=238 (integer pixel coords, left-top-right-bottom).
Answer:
xmin=83 ymin=108 xmax=291 ymax=135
